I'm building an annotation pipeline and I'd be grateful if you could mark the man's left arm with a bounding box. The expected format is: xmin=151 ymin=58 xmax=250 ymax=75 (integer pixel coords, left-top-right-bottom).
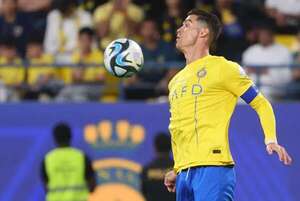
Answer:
xmin=242 ymin=89 xmax=292 ymax=165
xmin=224 ymin=62 xmax=292 ymax=165
xmin=40 ymin=159 xmax=48 ymax=192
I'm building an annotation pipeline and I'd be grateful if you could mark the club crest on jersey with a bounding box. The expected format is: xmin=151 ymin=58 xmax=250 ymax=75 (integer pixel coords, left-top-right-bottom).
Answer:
xmin=197 ymin=68 xmax=207 ymax=78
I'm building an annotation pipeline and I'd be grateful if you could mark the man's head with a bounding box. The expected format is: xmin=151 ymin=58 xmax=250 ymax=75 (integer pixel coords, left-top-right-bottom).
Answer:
xmin=154 ymin=132 xmax=171 ymax=155
xmin=140 ymin=19 xmax=160 ymax=44
xmin=1 ymin=0 xmax=17 ymax=16
xmin=165 ymin=0 xmax=180 ymax=8
xmin=26 ymin=34 xmax=44 ymax=59
xmin=176 ymin=9 xmax=222 ymax=52
xmin=258 ymin=25 xmax=274 ymax=47
xmin=53 ymin=0 xmax=77 ymax=15
xmin=1 ymin=37 xmax=17 ymax=61
xmin=78 ymin=27 xmax=94 ymax=53
xmin=53 ymin=122 xmax=72 ymax=147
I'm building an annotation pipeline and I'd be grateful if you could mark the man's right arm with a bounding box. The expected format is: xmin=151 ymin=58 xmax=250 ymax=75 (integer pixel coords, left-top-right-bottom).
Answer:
xmin=164 ymin=170 xmax=177 ymax=193
xmin=84 ymin=155 xmax=97 ymax=192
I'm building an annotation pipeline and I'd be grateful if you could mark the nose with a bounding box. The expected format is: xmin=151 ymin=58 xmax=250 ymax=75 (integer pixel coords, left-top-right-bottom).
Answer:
xmin=176 ymin=27 xmax=182 ymax=36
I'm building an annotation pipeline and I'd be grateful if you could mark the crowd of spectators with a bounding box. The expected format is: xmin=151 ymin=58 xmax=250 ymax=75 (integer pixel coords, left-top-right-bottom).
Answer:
xmin=0 ymin=0 xmax=299 ymax=102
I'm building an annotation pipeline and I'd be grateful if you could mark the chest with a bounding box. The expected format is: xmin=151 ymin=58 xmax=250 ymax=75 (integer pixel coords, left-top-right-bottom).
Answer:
xmin=168 ymin=67 xmax=219 ymax=103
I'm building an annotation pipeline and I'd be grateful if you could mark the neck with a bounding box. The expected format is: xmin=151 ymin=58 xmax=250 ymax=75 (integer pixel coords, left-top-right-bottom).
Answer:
xmin=144 ymin=39 xmax=158 ymax=50
xmin=4 ymin=13 xmax=16 ymax=22
xmin=182 ymin=44 xmax=210 ymax=65
xmin=261 ymin=42 xmax=273 ymax=47
xmin=57 ymin=144 xmax=69 ymax=148
xmin=81 ymin=48 xmax=92 ymax=56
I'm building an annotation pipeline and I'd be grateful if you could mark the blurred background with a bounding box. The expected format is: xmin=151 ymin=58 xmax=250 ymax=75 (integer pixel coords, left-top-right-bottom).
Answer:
xmin=0 ymin=0 xmax=299 ymax=200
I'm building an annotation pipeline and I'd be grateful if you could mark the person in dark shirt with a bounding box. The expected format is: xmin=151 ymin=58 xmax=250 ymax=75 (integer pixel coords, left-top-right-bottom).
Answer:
xmin=141 ymin=132 xmax=175 ymax=201
xmin=140 ymin=18 xmax=180 ymax=65
xmin=40 ymin=122 xmax=96 ymax=201
xmin=0 ymin=0 xmax=31 ymax=57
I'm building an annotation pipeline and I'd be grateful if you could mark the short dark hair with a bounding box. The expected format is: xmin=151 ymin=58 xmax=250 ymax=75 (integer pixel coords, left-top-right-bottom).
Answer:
xmin=188 ymin=9 xmax=222 ymax=49
xmin=53 ymin=0 xmax=78 ymax=13
xmin=154 ymin=132 xmax=171 ymax=153
xmin=258 ymin=23 xmax=274 ymax=34
xmin=53 ymin=122 xmax=72 ymax=146
xmin=79 ymin=27 xmax=95 ymax=37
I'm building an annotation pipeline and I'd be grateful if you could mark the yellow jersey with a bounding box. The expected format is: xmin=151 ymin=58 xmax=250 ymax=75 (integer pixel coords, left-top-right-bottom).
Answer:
xmin=27 ymin=54 xmax=56 ymax=85
xmin=60 ymin=49 xmax=105 ymax=84
xmin=0 ymin=57 xmax=24 ymax=85
xmin=168 ymin=55 xmax=254 ymax=172
xmin=93 ymin=1 xmax=144 ymax=48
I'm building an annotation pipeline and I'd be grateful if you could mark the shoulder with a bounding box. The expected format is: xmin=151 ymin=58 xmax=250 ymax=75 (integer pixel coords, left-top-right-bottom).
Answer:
xmin=128 ymin=3 xmax=144 ymax=20
xmin=93 ymin=2 xmax=112 ymax=22
xmin=92 ymin=49 xmax=103 ymax=57
xmin=88 ymin=49 xmax=103 ymax=63
xmin=208 ymin=55 xmax=237 ymax=69
xmin=94 ymin=2 xmax=112 ymax=14
xmin=71 ymin=51 xmax=80 ymax=63
xmin=70 ymin=147 xmax=84 ymax=154
xmin=128 ymin=3 xmax=143 ymax=12
xmin=218 ymin=56 xmax=244 ymax=76
xmin=47 ymin=10 xmax=61 ymax=19
xmin=243 ymin=44 xmax=262 ymax=55
xmin=77 ymin=8 xmax=91 ymax=18
xmin=272 ymin=43 xmax=290 ymax=53
xmin=41 ymin=54 xmax=54 ymax=63
xmin=45 ymin=149 xmax=57 ymax=159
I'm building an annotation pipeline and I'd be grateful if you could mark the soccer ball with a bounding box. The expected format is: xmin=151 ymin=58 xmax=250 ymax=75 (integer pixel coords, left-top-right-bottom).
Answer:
xmin=104 ymin=38 xmax=144 ymax=77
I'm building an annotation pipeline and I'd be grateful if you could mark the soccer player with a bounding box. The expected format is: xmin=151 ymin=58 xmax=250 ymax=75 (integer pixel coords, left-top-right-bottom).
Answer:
xmin=164 ymin=9 xmax=292 ymax=201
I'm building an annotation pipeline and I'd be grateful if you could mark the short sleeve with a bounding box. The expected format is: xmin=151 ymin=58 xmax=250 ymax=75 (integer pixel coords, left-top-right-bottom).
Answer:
xmin=222 ymin=61 xmax=254 ymax=97
xmin=93 ymin=4 xmax=110 ymax=24
xmin=127 ymin=5 xmax=144 ymax=22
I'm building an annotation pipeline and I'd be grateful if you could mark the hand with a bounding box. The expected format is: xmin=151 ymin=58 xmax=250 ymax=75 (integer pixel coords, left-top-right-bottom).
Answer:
xmin=164 ymin=170 xmax=177 ymax=193
xmin=266 ymin=143 xmax=292 ymax=165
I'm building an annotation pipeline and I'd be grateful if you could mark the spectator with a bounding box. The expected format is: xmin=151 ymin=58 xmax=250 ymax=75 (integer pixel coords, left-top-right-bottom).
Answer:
xmin=265 ymin=0 xmax=300 ymax=30
xmin=133 ymin=0 xmax=166 ymax=22
xmin=141 ymin=132 xmax=175 ymax=201
xmin=56 ymin=27 xmax=105 ymax=102
xmin=0 ymin=38 xmax=24 ymax=101
xmin=79 ymin=0 xmax=106 ymax=13
xmin=213 ymin=0 xmax=250 ymax=62
xmin=242 ymin=25 xmax=292 ymax=101
xmin=17 ymin=0 xmax=52 ymax=37
xmin=93 ymin=0 xmax=144 ymax=50
xmin=140 ymin=19 xmax=180 ymax=65
xmin=291 ymin=30 xmax=300 ymax=55
xmin=41 ymin=122 xmax=96 ymax=201
xmin=124 ymin=19 xmax=180 ymax=100
xmin=287 ymin=30 xmax=300 ymax=100
xmin=159 ymin=0 xmax=186 ymax=45
xmin=0 ymin=0 xmax=31 ymax=57
xmin=24 ymin=34 xmax=62 ymax=100
xmin=44 ymin=0 xmax=92 ymax=63
xmin=18 ymin=0 xmax=52 ymax=12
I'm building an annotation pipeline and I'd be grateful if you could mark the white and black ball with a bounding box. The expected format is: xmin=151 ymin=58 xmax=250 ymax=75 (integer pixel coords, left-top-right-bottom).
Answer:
xmin=104 ymin=38 xmax=144 ymax=77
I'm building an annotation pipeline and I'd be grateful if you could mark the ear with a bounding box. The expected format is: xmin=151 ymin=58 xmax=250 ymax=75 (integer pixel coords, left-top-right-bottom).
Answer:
xmin=199 ymin=27 xmax=209 ymax=38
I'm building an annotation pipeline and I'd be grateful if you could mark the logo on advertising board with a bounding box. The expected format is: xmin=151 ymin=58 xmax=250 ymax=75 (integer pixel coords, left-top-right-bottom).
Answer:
xmin=84 ymin=120 xmax=146 ymax=201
